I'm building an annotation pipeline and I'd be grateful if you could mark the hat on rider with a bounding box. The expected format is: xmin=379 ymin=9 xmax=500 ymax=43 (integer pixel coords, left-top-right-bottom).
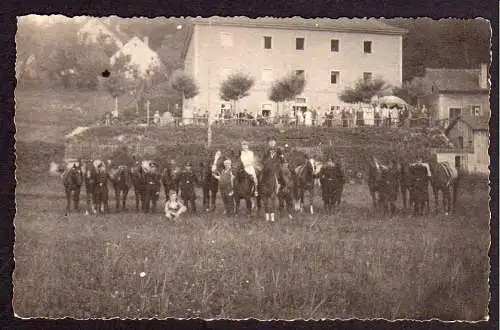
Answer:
xmin=185 ymin=161 xmax=192 ymax=167
xmin=267 ymin=136 xmax=276 ymax=142
xmin=241 ymin=140 xmax=249 ymax=146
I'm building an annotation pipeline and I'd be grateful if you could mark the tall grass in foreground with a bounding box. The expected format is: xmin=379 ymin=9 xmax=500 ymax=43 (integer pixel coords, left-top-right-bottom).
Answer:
xmin=13 ymin=177 xmax=490 ymax=320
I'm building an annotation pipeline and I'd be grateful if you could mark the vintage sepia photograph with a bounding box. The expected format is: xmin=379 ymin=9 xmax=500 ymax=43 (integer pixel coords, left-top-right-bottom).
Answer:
xmin=13 ymin=15 xmax=491 ymax=320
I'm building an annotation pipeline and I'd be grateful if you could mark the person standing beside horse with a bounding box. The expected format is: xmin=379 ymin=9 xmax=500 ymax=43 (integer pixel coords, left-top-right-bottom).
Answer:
xmin=162 ymin=159 xmax=180 ymax=198
xmin=178 ymin=162 xmax=199 ymax=213
xmin=212 ymin=158 xmax=235 ymax=215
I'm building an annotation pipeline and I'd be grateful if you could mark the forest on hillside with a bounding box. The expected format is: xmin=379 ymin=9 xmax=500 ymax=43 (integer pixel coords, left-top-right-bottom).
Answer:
xmin=384 ymin=18 xmax=491 ymax=80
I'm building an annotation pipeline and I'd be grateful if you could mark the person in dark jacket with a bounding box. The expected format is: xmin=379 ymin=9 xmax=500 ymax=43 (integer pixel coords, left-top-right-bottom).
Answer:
xmin=262 ymin=136 xmax=282 ymax=163
xmin=212 ymin=158 xmax=235 ymax=215
xmin=177 ymin=162 xmax=199 ymax=213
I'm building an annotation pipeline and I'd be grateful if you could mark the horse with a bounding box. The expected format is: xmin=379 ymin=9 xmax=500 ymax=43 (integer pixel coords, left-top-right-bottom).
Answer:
xmin=429 ymin=159 xmax=460 ymax=215
xmin=200 ymin=161 xmax=219 ymax=212
xmin=277 ymin=155 xmax=296 ymax=219
xmin=318 ymin=161 xmax=345 ymax=212
xmin=367 ymin=155 xmax=399 ymax=215
xmin=407 ymin=163 xmax=430 ymax=215
xmin=130 ymin=162 xmax=145 ymax=211
xmin=258 ymin=158 xmax=280 ymax=222
xmin=294 ymin=156 xmax=318 ymax=214
xmin=108 ymin=164 xmax=133 ymax=212
xmin=62 ymin=161 xmax=83 ymax=215
xmin=233 ymin=161 xmax=257 ymax=215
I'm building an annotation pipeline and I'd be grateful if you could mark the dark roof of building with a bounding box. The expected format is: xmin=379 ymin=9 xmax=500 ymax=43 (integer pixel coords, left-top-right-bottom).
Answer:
xmin=189 ymin=17 xmax=407 ymax=35
xmin=424 ymin=68 xmax=489 ymax=93
xmin=445 ymin=115 xmax=490 ymax=134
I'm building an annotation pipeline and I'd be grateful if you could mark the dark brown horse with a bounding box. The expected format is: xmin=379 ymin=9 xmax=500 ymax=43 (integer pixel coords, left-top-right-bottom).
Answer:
xmin=233 ymin=162 xmax=257 ymax=215
xmin=277 ymin=155 xmax=296 ymax=219
xmin=81 ymin=159 xmax=98 ymax=215
xmin=109 ymin=164 xmax=133 ymax=212
xmin=200 ymin=161 xmax=219 ymax=212
xmin=294 ymin=156 xmax=317 ymax=214
xmin=62 ymin=162 xmax=83 ymax=215
xmin=318 ymin=160 xmax=345 ymax=212
xmin=367 ymin=155 xmax=399 ymax=215
xmin=429 ymin=159 xmax=460 ymax=215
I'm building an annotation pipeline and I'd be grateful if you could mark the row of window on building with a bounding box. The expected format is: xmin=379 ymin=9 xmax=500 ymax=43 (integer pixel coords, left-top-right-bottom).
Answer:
xmin=223 ymin=67 xmax=373 ymax=85
xmin=219 ymin=32 xmax=373 ymax=53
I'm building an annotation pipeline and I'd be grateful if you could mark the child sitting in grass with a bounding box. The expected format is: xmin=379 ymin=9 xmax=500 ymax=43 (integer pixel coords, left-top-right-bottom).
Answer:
xmin=164 ymin=190 xmax=187 ymax=220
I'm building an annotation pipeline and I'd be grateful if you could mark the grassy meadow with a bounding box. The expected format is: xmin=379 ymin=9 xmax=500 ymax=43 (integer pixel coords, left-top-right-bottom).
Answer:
xmin=13 ymin=172 xmax=490 ymax=320
xmin=13 ymin=88 xmax=491 ymax=320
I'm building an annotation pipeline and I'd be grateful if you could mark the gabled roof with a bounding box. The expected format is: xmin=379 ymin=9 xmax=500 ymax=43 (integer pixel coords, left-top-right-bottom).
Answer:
xmin=424 ymin=68 xmax=488 ymax=93
xmin=445 ymin=115 xmax=490 ymax=135
xmin=189 ymin=17 xmax=407 ymax=35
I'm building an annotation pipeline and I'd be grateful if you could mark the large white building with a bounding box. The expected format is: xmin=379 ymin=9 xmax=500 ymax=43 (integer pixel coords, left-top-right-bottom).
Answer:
xmin=182 ymin=17 xmax=407 ymax=120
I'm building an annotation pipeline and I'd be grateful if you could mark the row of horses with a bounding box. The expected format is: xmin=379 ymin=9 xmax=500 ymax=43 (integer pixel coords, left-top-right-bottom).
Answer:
xmin=60 ymin=154 xmax=345 ymax=218
xmin=367 ymin=155 xmax=460 ymax=216
xmin=61 ymin=152 xmax=460 ymax=218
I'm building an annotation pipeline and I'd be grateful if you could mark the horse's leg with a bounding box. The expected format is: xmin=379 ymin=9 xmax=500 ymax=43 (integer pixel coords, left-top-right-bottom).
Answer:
xmin=452 ymin=180 xmax=459 ymax=214
xmin=401 ymin=186 xmax=407 ymax=210
xmin=263 ymin=196 xmax=269 ymax=221
xmin=444 ymin=188 xmax=451 ymax=215
xmin=135 ymin=187 xmax=141 ymax=212
xmin=211 ymin=188 xmax=218 ymax=211
xmin=234 ymin=196 xmax=240 ymax=215
xmin=246 ymin=197 xmax=252 ymax=215
xmin=309 ymin=188 xmax=314 ymax=215
xmin=65 ymin=189 xmax=70 ymax=215
xmin=271 ymin=195 xmax=277 ymax=221
xmin=433 ymin=185 xmax=439 ymax=214
xmin=115 ymin=187 xmax=120 ymax=212
xmin=103 ymin=188 xmax=109 ymax=214
xmin=202 ymin=186 xmax=209 ymax=211
xmin=123 ymin=188 xmax=129 ymax=211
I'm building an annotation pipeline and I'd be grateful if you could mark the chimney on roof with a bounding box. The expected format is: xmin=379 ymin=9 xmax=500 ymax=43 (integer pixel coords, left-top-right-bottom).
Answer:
xmin=479 ymin=63 xmax=488 ymax=89
xmin=143 ymin=36 xmax=149 ymax=47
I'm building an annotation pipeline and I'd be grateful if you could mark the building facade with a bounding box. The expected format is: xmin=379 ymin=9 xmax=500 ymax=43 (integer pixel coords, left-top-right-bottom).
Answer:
xmin=182 ymin=17 xmax=406 ymax=121
xmin=437 ymin=115 xmax=490 ymax=174
xmin=423 ymin=64 xmax=490 ymax=128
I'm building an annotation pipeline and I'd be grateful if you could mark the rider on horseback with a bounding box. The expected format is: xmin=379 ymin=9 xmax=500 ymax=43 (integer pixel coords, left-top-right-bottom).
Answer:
xmin=263 ymin=136 xmax=282 ymax=163
xmin=240 ymin=140 xmax=259 ymax=197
